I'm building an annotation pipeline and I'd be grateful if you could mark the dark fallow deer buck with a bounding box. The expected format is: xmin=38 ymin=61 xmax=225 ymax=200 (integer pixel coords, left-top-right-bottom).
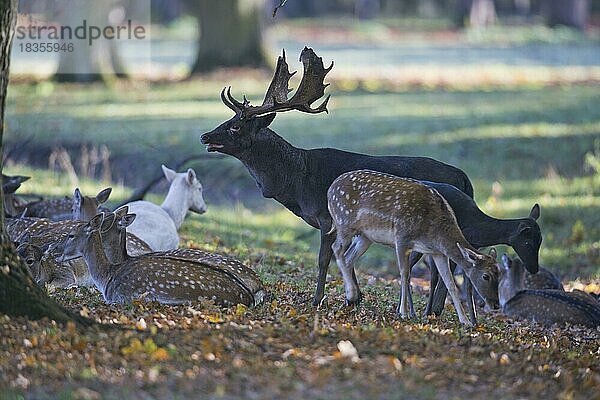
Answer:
xmin=201 ymin=47 xmax=478 ymax=306
xmin=327 ymin=170 xmax=499 ymax=326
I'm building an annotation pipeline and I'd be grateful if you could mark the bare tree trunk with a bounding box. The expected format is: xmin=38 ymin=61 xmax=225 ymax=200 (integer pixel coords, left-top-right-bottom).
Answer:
xmin=470 ymin=0 xmax=496 ymax=26
xmin=544 ymin=0 xmax=590 ymax=30
xmin=0 ymin=0 xmax=88 ymax=324
xmin=54 ymin=0 xmax=125 ymax=83
xmin=185 ymin=0 xmax=267 ymax=74
xmin=455 ymin=0 xmax=496 ymax=28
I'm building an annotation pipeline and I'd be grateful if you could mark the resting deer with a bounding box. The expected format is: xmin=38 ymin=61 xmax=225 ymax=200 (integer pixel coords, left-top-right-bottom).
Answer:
xmin=60 ymin=213 xmax=261 ymax=306
xmin=201 ymin=47 xmax=479 ymax=307
xmin=101 ymin=207 xmax=263 ymax=298
xmin=328 ymin=170 xmax=499 ymax=326
xmin=16 ymin=242 xmax=90 ymax=288
xmin=344 ymin=181 xmax=543 ymax=321
xmin=17 ymin=187 xmax=111 ymax=221
xmin=2 ymin=174 xmax=29 ymax=217
xmin=498 ymin=255 xmax=599 ymax=327
xmin=123 ymin=165 xmax=207 ymax=251
xmin=498 ymin=254 xmax=563 ymax=308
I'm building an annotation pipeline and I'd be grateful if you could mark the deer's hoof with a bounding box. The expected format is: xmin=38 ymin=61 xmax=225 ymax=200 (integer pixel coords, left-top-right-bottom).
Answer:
xmin=345 ymin=297 xmax=361 ymax=307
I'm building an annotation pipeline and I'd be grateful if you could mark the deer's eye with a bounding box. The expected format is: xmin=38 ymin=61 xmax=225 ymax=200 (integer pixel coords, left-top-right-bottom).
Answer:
xmin=229 ymin=124 xmax=240 ymax=133
xmin=482 ymin=273 xmax=491 ymax=281
xmin=26 ymin=259 xmax=34 ymax=266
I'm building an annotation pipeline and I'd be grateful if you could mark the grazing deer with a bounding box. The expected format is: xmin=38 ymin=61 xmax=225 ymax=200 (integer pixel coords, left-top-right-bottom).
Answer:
xmin=60 ymin=214 xmax=261 ymax=306
xmin=327 ymin=170 xmax=499 ymax=326
xmin=201 ymin=47 xmax=478 ymax=307
xmin=498 ymin=254 xmax=563 ymax=308
xmin=343 ymin=181 xmax=542 ymax=321
xmin=123 ymin=165 xmax=207 ymax=251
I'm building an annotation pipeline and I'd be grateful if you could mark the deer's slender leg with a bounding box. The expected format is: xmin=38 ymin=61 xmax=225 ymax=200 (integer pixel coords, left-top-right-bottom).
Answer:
xmin=344 ymin=234 xmax=372 ymax=303
xmin=431 ymin=255 xmax=473 ymax=326
xmin=423 ymin=255 xmax=441 ymax=316
xmin=394 ymin=242 xmax=415 ymax=319
xmin=313 ymin=227 xmax=335 ymax=306
xmin=332 ymin=231 xmax=361 ymax=305
xmin=463 ymin=275 xmax=477 ymax=324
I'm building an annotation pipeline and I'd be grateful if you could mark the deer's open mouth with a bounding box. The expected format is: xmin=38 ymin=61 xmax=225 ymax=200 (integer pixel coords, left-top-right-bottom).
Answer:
xmin=205 ymin=143 xmax=224 ymax=152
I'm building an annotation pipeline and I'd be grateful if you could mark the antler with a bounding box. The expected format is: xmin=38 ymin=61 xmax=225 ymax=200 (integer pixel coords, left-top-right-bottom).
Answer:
xmin=221 ymin=47 xmax=333 ymax=119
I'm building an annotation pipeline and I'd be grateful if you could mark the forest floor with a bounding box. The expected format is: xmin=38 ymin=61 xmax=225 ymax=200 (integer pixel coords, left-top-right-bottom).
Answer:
xmin=2 ymin=20 xmax=600 ymax=399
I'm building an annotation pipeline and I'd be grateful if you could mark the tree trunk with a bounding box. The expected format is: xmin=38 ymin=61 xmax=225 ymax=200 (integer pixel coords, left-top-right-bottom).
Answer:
xmin=544 ymin=0 xmax=590 ymax=30
xmin=186 ymin=0 xmax=267 ymax=74
xmin=0 ymin=0 xmax=88 ymax=325
xmin=54 ymin=0 xmax=125 ymax=83
xmin=455 ymin=0 xmax=497 ymax=28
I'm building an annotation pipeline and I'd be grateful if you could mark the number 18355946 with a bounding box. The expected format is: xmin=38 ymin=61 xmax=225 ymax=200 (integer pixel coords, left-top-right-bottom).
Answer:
xmin=19 ymin=42 xmax=74 ymax=52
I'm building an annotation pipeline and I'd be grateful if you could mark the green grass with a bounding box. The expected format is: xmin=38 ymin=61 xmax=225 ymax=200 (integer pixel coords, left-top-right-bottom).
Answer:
xmin=4 ymin=21 xmax=600 ymax=399
xmin=5 ymin=81 xmax=600 ymax=279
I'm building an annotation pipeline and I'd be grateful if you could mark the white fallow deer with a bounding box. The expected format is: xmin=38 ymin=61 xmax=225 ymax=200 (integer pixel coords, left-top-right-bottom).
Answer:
xmin=327 ymin=170 xmax=500 ymax=326
xmin=124 ymin=165 xmax=207 ymax=251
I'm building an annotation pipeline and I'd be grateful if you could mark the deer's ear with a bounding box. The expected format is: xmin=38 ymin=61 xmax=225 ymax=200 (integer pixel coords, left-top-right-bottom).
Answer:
xmin=162 ymin=165 xmax=177 ymax=182
xmin=254 ymin=113 xmax=276 ymax=129
xmin=488 ymin=247 xmax=497 ymax=260
xmin=89 ymin=214 xmax=103 ymax=230
xmin=114 ymin=205 xmax=128 ymax=218
xmin=119 ymin=213 xmax=136 ymax=228
xmin=186 ymin=168 xmax=197 ymax=185
xmin=100 ymin=212 xmax=116 ymax=232
xmin=96 ymin=188 xmax=112 ymax=204
xmin=529 ymin=203 xmax=540 ymax=221
xmin=457 ymin=242 xmax=483 ymax=265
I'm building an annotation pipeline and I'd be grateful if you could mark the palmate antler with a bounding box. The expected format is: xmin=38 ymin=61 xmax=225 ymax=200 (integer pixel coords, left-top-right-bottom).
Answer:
xmin=221 ymin=47 xmax=333 ymax=119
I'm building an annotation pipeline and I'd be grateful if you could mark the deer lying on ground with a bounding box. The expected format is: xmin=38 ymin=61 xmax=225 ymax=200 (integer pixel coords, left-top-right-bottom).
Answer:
xmin=17 ymin=187 xmax=112 ymax=221
xmin=327 ymin=170 xmax=499 ymax=326
xmin=498 ymin=253 xmax=563 ymax=307
xmin=7 ymin=187 xmax=112 ymax=247
xmin=16 ymin=242 xmax=91 ymax=288
xmin=18 ymin=210 xmax=149 ymax=288
xmin=123 ymin=165 xmax=207 ymax=251
xmin=60 ymin=213 xmax=262 ymax=306
xmin=344 ymin=180 xmax=542 ymax=321
xmin=498 ymin=254 xmax=599 ymax=327
xmin=201 ymin=47 xmax=482 ymax=307
xmin=101 ymin=206 xmax=263 ymax=299
xmin=2 ymin=174 xmax=29 ymax=217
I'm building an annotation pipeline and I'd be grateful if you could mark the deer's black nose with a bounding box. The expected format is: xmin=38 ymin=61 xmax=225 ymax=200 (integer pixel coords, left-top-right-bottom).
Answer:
xmin=200 ymin=134 xmax=209 ymax=144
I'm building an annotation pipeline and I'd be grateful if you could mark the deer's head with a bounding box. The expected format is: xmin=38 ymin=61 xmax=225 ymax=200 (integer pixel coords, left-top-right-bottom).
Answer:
xmin=16 ymin=242 xmax=48 ymax=286
xmin=72 ymin=187 xmax=112 ymax=221
xmin=508 ymin=204 xmax=541 ymax=274
xmin=201 ymin=47 xmax=333 ymax=156
xmin=162 ymin=165 xmax=207 ymax=214
xmin=458 ymin=244 xmax=500 ymax=311
xmin=60 ymin=213 xmax=104 ymax=261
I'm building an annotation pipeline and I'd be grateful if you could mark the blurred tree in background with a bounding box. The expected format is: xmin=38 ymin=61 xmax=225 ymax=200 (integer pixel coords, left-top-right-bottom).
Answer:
xmin=183 ymin=0 xmax=267 ymax=73
xmin=1 ymin=0 xmax=82 ymax=323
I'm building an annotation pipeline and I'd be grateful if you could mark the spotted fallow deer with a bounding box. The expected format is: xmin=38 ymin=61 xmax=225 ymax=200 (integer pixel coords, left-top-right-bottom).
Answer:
xmin=60 ymin=214 xmax=262 ymax=306
xmin=498 ymin=255 xmax=599 ymax=327
xmin=327 ymin=170 xmax=499 ymax=326
xmin=201 ymin=47 xmax=480 ymax=307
